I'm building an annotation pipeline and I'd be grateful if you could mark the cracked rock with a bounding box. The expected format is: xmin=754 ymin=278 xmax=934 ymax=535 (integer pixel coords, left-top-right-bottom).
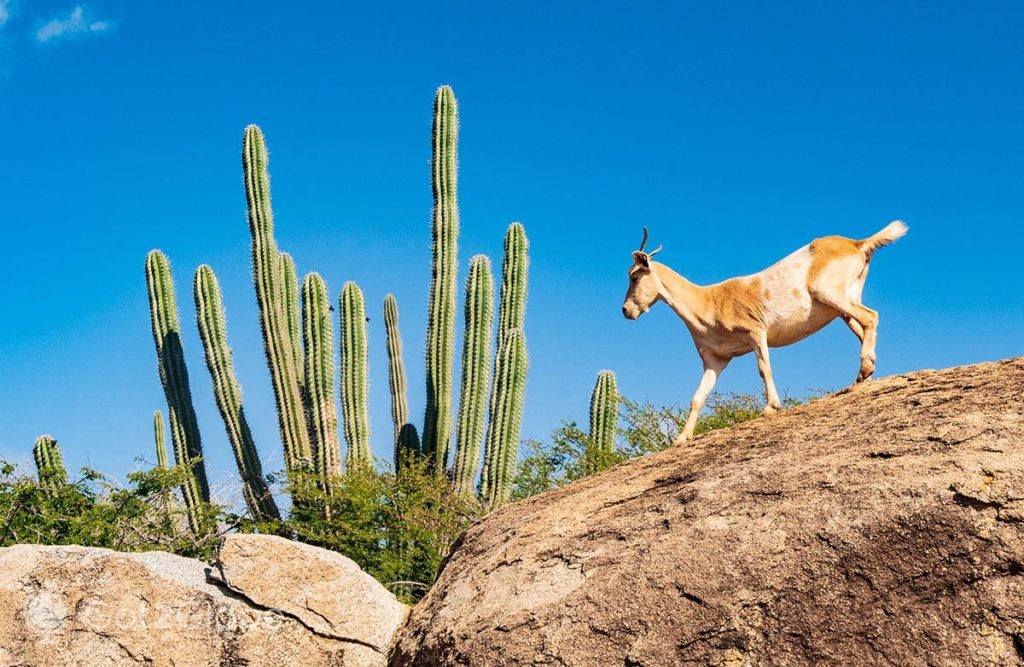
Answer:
xmin=392 ymin=358 xmax=1024 ymax=665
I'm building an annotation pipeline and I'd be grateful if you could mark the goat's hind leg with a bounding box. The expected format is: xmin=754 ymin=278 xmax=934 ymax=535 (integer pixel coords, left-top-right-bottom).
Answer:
xmin=816 ymin=294 xmax=879 ymax=383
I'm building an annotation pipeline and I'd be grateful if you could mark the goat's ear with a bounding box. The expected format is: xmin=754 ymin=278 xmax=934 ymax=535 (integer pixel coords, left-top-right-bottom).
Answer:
xmin=632 ymin=251 xmax=650 ymax=268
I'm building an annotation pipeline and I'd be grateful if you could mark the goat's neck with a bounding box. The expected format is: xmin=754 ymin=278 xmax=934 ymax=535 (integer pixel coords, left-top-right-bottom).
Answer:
xmin=653 ymin=263 xmax=709 ymax=330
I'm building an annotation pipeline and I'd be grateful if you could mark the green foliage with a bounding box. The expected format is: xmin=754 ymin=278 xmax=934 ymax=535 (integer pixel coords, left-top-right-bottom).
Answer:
xmin=514 ymin=392 xmax=803 ymax=499
xmin=384 ymin=294 xmax=420 ymax=471
xmin=32 ymin=435 xmax=67 ymax=495
xmin=339 ymin=281 xmax=371 ymax=468
xmin=452 ymin=255 xmax=494 ymax=495
xmin=145 ymin=249 xmax=210 ymax=532
xmin=284 ymin=462 xmax=482 ymax=602
xmin=586 ymin=370 xmax=619 ymax=474
xmin=243 ymin=125 xmax=313 ymax=478
xmin=422 ymin=84 xmax=460 ymax=472
xmin=194 ymin=265 xmax=280 ymax=521
xmin=302 ymin=272 xmax=341 ymax=491
xmin=0 ymin=460 xmax=223 ymax=560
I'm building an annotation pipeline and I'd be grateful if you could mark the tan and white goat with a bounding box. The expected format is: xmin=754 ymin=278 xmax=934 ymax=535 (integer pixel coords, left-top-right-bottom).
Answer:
xmin=622 ymin=221 xmax=907 ymax=444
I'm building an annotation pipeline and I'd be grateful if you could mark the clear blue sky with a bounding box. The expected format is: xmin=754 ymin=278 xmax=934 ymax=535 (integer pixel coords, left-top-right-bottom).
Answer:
xmin=1 ymin=2 xmax=1022 ymax=496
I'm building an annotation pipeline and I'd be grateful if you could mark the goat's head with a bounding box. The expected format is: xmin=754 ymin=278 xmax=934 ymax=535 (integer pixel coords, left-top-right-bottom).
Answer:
xmin=622 ymin=227 xmax=663 ymax=320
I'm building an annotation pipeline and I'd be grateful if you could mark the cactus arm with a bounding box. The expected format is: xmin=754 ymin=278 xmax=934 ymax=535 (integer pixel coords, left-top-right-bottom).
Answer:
xmin=339 ymin=281 xmax=372 ymax=467
xmin=452 ymin=255 xmax=495 ymax=495
xmin=145 ymin=250 xmax=209 ymax=532
xmin=153 ymin=410 xmax=169 ymax=468
xmin=422 ymin=85 xmax=460 ymax=471
xmin=32 ymin=435 xmax=67 ymax=494
xmin=242 ymin=125 xmax=313 ymax=476
xmin=194 ymin=265 xmax=281 ymax=521
xmin=302 ymin=272 xmax=341 ymax=489
xmin=279 ymin=252 xmax=304 ymax=386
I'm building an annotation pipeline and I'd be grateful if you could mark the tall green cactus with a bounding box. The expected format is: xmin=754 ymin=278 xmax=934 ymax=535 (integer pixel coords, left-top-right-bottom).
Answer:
xmin=303 ymin=272 xmax=341 ymax=488
xmin=478 ymin=223 xmax=530 ymax=506
xmin=422 ymin=85 xmax=460 ymax=472
xmin=480 ymin=329 xmax=529 ymax=507
xmin=452 ymin=255 xmax=494 ymax=495
xmin=32 ymin=435 xmax=67 ymax=494
xmin=242 ymin=125 xmax=313 ymax=476
xmin=587 ymin=370 xmax=619 ymax=474
xmin=384 ymin=294 xmax=420 ymax=471
xmin=339 ymin=281 xmax=371 ymax=467
xmin=194 ymin=265 xmax=280 ymax=521
xmin=145 ymin=250 xmax=209 ymax=532
xmin=153 ymin=410 xmax=169 ymax=469
xmin=496 ymin=223 xmax=529 ymax=336
xmin=279 ymin=252 xmax=304 ymax=386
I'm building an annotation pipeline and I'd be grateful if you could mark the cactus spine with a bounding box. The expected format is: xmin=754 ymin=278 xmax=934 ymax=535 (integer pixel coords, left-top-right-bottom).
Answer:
xmin=480 ymin=329 xmax=529 ymax=507
xmin=303 ymin=272 xmax=341 ymax=488
xmin=587 ymin=371 xmax=619 ymax=473
xmin=339 ymin=281 xmax=371 ymax=467
xmin=422 ymin=85 xmax=460 ymax=471
xmin=452 ymin=255 xmax=494 ymax=495
xmin=33 ymin=435 xmax=67 ymax=493
xmin=242 ymin=125 xmax=313 ymax=476
xmin=279 ymin=252 xmax=304 ymax=386
xmin=153 ymin=410 xmax=169 ymax=469
xmin=194 ymin=265 xmax=280 ymax=521
xmin=384 ymin=294 xmax=420 ymax=471
xmin=145 ymin=250 xmax=209 ymax=532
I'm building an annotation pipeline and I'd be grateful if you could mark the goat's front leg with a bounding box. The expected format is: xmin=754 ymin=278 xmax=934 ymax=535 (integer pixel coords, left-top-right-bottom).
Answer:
xmin=673 ymin=353 xmax=729 ymax=445
xmin=753 ymin=331 xmax=783 ymax=414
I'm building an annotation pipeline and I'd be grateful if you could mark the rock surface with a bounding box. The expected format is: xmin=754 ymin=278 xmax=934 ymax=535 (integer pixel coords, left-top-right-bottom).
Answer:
xmin=392 ymin=358 xmax=1024 ymax=666
xmin=0 ymin=535 xmax=408 ymax=666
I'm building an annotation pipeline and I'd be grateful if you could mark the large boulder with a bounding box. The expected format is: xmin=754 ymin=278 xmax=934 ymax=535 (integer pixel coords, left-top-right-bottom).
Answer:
xmin=392 ymin=358 xmax=1024 ymax=665
xmin=0 ymin=535 xmax=408 ymax=666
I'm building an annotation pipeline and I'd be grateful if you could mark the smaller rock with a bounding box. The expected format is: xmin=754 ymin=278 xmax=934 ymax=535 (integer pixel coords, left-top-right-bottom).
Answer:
xmin=216 ymin=533 xmax=409 ymax=654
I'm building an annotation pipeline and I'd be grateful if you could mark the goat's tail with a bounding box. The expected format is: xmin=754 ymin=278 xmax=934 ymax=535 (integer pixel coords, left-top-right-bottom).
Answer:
xmin=858 ymin=220 xmax=908 ymax=256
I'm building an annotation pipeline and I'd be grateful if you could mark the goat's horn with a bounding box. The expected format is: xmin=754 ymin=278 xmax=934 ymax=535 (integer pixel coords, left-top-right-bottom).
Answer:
xmin=647 ymin=245 xmax=663 ymax=257
xmin=639 ymin=227 xmax=650 ymax=252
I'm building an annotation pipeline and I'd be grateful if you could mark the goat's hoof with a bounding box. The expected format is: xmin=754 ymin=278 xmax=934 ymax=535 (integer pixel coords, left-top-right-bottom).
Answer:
xmin=762 ymin=404 xmax=780 ymax=416
xmin=671 ymin=435 xmax=690 ymax=447
xmin=857 ymin=359 xmax=876 ymax=383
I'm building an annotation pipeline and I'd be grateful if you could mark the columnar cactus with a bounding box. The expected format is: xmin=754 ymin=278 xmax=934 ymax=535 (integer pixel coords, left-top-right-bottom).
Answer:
xmin=479 ymin=223 xmax=530 ymax=506
xmin=587 ymin=370 xmax=619 ymax=473
xmin=242 ymin=125 xmax=313 ymax=475
xmin=384 ymin=294 xmax=420 ymax=471
xmin=279 ymin=252 xmax=304 ymax=386
xmin=153 ymin=410 xmax=169 ymax=469
xmin=339 ymin=281 xmax=371 ymax=467
xmin=480 ymin=329 xmax=529 ymax=507
xmin=145 ymin=250 xmax=210 ymax=532
xmin=452 ymin=255 xmax=494 ymax=495
xmin=496 ymin=223 xmax=529 ymax=337
xmin=303 ymin=272 xmax=341 ymax=488
xmin=32 ymin=435 xmax=67 ymax=493
xmin=422 ymin=85 xmax=460 ymax=471
xmin=194 ymin=265 xmax=281 ymax=521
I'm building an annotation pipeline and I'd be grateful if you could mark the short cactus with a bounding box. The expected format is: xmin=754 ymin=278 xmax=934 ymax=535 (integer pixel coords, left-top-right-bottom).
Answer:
xmin=145 ymin=250 xmax=209 ymax=532
xmin=194 ymin=265 xmax=280 ymax=521
xmin=32 ymin=435 xmax=67 ymax=494
xmin=339 ymin=281 xmax=371 ymax=467
xmin=242 ymin=125 xmax=313 ymax=476
xmin=384 ymin=294 xmax=420 ymax=471
xmin=422 ymin=84 xmax=460 ymax=472
xmin=452 ymin=255 xmax=494 ymax=495
xmin=303 ymin=272 xmax=341 ymax=488
xmin=153 ymin=410 xmax=169 ymax=469
xmin=587 ymin=370 xmax=619 ymax=473
xmin=480 ymin=328 xmax=529 ymax=507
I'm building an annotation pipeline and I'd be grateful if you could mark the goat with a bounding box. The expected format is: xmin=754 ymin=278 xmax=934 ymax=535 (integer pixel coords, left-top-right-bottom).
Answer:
xmin=622 ymin=221 xmax=907 ymax=444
